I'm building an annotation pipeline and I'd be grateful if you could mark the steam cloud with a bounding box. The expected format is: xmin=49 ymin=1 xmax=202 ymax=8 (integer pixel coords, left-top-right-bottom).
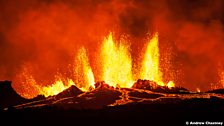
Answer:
xmin=0 ymin=0 xmax=224 ymax=91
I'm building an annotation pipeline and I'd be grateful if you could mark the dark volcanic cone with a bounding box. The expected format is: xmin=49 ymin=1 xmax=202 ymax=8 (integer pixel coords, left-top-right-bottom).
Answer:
xmin=94 ymin=81 xmax=117 ymax=90
xmin=0 ymin=81 xmax=45 ymax=109
xmin=51 ymin=81 xmax=122 ymax=109
xmin=132 ymin=79 xmax=158 ymax=90
xmin=0 ymin=81 xmax=26 ymax=108
xmin=55 ymin=85 xmax=83 ymax=99
xmin=32 ymin=95 xmax=45 ymax=101
xmin=10 ymin=84 xmax=84 ymax=109
xmin=132 ymin=79 xmax=190 ymax=94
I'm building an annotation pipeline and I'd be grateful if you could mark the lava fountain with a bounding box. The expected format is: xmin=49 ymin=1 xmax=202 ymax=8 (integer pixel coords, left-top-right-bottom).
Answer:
xmin=13 ymin=31 xmax=175 ymax=99
xmin=140 ymin=32 xmax=174 ymax=87
xmin=13 ymin=67 xmax=75 ymax=98
xmin=100 ymin=33 xmax=134 ymax=88
xmin=219 ymin=70 xmax=224 ymax=88
xmin=73 ymin=47 xmax=95 ymax=91
xmin=13 ymin=47 xmax=95 ymax=99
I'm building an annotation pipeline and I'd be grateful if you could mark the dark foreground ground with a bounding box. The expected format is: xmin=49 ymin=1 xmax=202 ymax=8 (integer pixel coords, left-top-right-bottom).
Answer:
xmin=2 ymin=97 xmax=224 ymax=126
xmin=1 ymin=81 xmax=224 ymax=126
xmin=1 ymin=102 xmax=224 ymax=126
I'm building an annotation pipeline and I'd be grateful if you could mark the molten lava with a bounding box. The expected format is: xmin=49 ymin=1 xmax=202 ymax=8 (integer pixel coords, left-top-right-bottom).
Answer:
xmin=211 ymin=69 xmax=224 ymax=90
xmin=140 ymin=32 xmax=174 ymax=87
xmin=167 ymin=81 xmax=175 ymax=88
xmin=220 ymin=71 xmax=224 ymax=88
xmin=140 ymin=33 xmax=163 ymax=85
xmin=13 ymin=31 xmax=176 ymax=99
xmin=100 ymin=33 xmax=134 ymax=88
xmin=40 ymin=47 xmax=95 ymax=97
xmin=196 ymin=88 xmax=201 ymax=93
xmin=73 ymin=47 xmax=95 ymax=91
xmin=13 ymin=67 xmax=75 ymax=98
xmin=13 ymin=46 xmax=95 ymax=98
xmin=40 ymin=78 xmax=75 ymax=97
xmin=14 ymin=67 xmax=40 ymax=99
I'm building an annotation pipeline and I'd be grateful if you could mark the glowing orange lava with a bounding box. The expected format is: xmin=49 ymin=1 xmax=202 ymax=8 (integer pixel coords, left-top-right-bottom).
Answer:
xmin=13 ymin=31 xmax=175 ymax=99
xmin=14 ymin=47 xmax=95 ymax=98
xmin=100 ymin=33 xmax=134 ymax=88
xmin=40 ymin=78 xmax=75 ymax=97
xmin=196 ymin=88 xmax=201 ymax=93
xmin=221 ymin=71 xmax=224 ymax=86
xmin=73 ymin=47 xmax=95 ymax=91
xmin=140 ymin=32 xmax=174 ymax=87
xmin=167 ymin=81 xmax=175 ymax=88
xmin=13 ymin=67 xmax=40 ymax=99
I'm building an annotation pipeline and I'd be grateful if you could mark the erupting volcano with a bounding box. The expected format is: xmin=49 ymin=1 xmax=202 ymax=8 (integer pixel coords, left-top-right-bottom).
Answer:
xmin=1 ymin=0 xmax=224 ymax=125
xmin=11 ymin=32 xmax=175 ymax=99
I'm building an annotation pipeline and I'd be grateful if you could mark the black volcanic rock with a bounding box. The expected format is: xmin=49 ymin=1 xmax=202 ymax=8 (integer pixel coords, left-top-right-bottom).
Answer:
xmin=132 ymin=79 xmax=158 ymax=90
xmin=0 ymin=81 xmax=28 ymax=108
xmin=132 ymin=79 xmax=190 ymax=94
xmin=154 ymin=86 xmax=189 ymax=94
xmin=94 ymin=81 xmax=116 ymax=90
xmin=2 ymin=96 xmax=224 ymax=126
xmin=32 ymin=95 xmax=45 ymax=101
xmin=0 ymin=81 xmax=46 ymax=109
xmin=55 ymin=85 xmax=83 ymax=99
xmin=206 ymin=89 xmax=224 ymax=94
xmin=47 ymin=82 xmax=122 ymax=109
xmin=128 ymin=91 xmax=163 ymax=99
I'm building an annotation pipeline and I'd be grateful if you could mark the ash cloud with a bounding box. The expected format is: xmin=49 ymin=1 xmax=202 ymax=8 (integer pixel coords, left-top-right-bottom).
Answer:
xmin=0 ymin=0 xmax=224 ymax=91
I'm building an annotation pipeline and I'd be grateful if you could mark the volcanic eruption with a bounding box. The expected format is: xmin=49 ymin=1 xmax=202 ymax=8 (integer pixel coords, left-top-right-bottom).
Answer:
xmin=0 ymin=0 xmax=224 ymax=125
xmin=9 ymin=31 xmax=176 ymax=99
